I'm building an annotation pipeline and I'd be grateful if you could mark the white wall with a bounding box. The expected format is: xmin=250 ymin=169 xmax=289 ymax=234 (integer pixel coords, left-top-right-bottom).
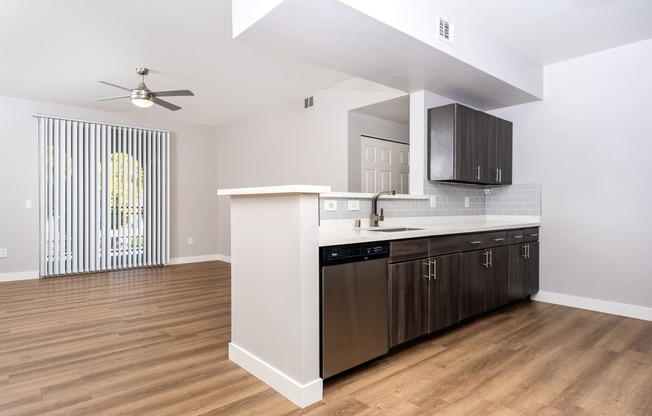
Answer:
xmin=340 ymin=0 xmax=542 ymax=99
xmin=216 ymin=77 xmax=405 ymax=256
xmin=0 ymin=96 xmax=220 ymax=279
xmin=491 ymin=39 xmax=652 ymax=310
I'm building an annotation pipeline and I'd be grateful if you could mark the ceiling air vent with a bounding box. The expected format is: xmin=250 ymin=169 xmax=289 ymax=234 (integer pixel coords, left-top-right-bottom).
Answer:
xmin=438 ymin=15 xmax=454 ymax=45
xmin=303 ymin=96 xmax=314 ymax=110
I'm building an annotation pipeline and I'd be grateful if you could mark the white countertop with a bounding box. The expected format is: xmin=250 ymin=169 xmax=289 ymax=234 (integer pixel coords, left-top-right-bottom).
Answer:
xmin=319 ymin=215 xmax=541 ymax=246
xmin=218 ymin=184 xmax=331 ymax=196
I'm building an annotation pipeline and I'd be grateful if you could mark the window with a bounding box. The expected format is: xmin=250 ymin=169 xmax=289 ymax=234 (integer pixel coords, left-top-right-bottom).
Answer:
xmin=37 ymin=116 xmax=169 ymax=276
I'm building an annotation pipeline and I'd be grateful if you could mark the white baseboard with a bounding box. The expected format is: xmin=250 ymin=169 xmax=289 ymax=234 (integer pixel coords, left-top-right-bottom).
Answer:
xmin=532 ymin=291 xmax=652 ymax=322
xmin=0 ymin=255 xmax=232 ymax=282
xmin=228 ymin=342 xmax=322 ymax=409
xmin=0 ymin=270 xmax=39 ymax=283
xmin=169 ymin=253 xmax=231 ymax=265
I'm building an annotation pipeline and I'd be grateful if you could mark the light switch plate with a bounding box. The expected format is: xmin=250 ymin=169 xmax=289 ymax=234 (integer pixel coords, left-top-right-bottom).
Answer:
xmin=323 ymin=200 xmax=338 ymax=211
xmin=187 ymin=238 xmax=194 ymax=246
xmin=347 ymin=200 xmax=360 ymax=211
xmin=0 ymin=248 xmax=7 ymax=258
xmin=25 ymin=200 xmax=33 ymax=209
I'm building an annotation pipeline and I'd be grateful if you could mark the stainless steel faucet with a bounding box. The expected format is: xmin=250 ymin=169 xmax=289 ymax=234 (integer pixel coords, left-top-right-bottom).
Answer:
xmin=370 ymin=190 xmax=395 ymax=227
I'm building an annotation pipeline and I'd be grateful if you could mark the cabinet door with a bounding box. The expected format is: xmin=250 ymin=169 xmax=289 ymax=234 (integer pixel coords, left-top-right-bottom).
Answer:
xmin=495 ymin=118 xmax=513 ymax=185
xmin=454 ymin=104 xmax=479 ymax=183
xmin=524 ymin=242 xmax=540 ymax=296
xmin=459 ymin=250 xmax=486 ymax=320
xmin=429 ymin=254 xmax=460 ymax=332
xmin=485 ymin=247 xmax=508 ymax=311
xmin=389 ymin=260 xmax=429 ymax=347
xmin=477 ymin=111 xmax=496 ymax=184
xmin=507 ymin=243 xmax=526 ymax=302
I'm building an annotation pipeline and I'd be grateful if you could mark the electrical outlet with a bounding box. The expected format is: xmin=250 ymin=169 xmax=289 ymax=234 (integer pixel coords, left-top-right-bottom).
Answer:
xmin=464 ymin=196 xmax=470 ymax=208
xmin=429 ymin=195 xmax=437 ymax=208
xmin=324 ymin=200 xmax=338 ymax=211
xmin=187 ymin=238 xmax=194 ymax=246
xmin=0 ymin=248 xmax=7 ymax=258
xmin=25 ymin=200 xmax=33 ymax=209
xmin=347 ymin=200 xmax=360 ymax=211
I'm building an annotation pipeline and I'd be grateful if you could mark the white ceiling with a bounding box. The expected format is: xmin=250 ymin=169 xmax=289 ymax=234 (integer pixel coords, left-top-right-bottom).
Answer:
xmin=1 ymin=0 xmax=650 ymax=128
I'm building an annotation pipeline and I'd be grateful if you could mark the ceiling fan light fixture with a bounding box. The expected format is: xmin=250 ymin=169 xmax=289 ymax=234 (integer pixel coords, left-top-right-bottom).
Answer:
xmin=132 ymin=97 xmax=154 ymax=108
xmin=130 ymin=88 xmax=154 ymax=108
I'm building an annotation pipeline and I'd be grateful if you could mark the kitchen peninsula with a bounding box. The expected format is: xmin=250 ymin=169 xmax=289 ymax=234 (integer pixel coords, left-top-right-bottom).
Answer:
xmin=219 ymin=185 xmax=541 ymax=408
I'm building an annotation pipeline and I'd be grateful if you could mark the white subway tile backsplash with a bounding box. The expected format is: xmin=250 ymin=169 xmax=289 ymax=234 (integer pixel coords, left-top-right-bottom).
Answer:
xmin=319 ymin=183 xmax=541 ymax=220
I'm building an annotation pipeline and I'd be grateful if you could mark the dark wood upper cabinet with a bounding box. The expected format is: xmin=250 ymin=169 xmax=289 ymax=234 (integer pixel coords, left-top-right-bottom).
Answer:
xmin=495 ymin=117 xmax=513 ymax=184
xmin=428 ymin=103 xmax=512 ymax=185
xmin=477 ymin=110 xmax=496 ymax=183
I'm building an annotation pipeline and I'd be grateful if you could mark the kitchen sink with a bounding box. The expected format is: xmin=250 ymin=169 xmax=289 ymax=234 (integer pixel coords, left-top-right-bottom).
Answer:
xmin=366 ymin=227 xmax=424 ymax=232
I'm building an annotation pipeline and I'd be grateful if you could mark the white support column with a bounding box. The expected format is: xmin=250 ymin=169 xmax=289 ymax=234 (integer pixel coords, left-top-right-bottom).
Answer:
xmin=409 ymin=91 xmax=426 ymax=195
xmin=218 ymin=185 xmax=330 ymax=408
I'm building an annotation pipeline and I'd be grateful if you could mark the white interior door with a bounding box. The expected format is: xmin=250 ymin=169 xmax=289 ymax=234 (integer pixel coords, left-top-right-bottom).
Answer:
xmin=361 ymin=136 xmax=409 ymax=194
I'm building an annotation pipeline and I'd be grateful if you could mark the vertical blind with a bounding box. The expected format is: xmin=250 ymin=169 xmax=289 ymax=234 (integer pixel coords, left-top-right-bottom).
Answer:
xmin=37 ymin=116 xmax=169 ymax=277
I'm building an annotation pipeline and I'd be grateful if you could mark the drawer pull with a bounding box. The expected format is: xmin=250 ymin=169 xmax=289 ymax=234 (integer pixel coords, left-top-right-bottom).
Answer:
xmin=529 ymin=233 xmax=539 ymax=237
xmin=469 ymin=240 xmax=483 ymax=245
xmin=512 ymin=235 xmax=523 ymax=239
xmin=423 ymin=261 xmax=431 ymax=281
xmin=492 ymin=238 xmax=504 ymax=242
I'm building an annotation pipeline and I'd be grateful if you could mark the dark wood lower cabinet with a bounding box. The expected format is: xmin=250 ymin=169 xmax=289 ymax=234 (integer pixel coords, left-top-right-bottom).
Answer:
xmin=389 ymin=228 xmax=539 ymax=348
xmin=507 ymin=241 xmax=540 ymax=301
xmin=389 ymin=253 xmax=460 ymax=347
xmin=485 ymin=247 xmax=508 ymax=311
xmin=460 ymin=247 xmax=507 ymax=320
xmin=389 ymin=260 xmax=429 ymax=347
xmin=429 ymin=254 xmax=460 ymax=332
xmin=460 ymin=250 xmax=486 ymax=320
xmin=524 ymin=241 xmax=539 ymax=296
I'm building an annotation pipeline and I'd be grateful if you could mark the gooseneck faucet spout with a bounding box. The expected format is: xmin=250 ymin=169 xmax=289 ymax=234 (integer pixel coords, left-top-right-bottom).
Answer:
xmin=370 ymin=190 xmax=395 ymax=227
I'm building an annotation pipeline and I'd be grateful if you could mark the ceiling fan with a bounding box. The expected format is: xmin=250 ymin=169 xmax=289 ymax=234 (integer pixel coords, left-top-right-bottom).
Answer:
xmin=92 ymin=67 xmax=194 ymax=111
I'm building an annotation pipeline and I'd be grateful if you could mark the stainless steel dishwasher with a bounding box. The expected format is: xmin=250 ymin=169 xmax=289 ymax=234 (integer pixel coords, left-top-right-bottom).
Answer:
xmin=320 ymin=241 xmax=389 ymax=379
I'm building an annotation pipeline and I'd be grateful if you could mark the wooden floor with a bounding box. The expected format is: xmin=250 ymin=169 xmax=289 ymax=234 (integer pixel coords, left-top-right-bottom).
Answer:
xmin=1 ymin=261 xmax=650 ymax=415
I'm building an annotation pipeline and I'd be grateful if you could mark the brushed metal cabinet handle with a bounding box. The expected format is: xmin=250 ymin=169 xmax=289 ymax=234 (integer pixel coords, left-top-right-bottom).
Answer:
xmin=493 ymin=238 xmax=504 ymax=242
xmin=513 ymin=235 xmax=523 ymax=239
xmin=423 ymin=261 xmax=431 ymax=281
xmin=522 ymin=244 xmax=527 ymax=259
xmin=470 ymin=240 xmax=483 ymax=245
xmin=483 ymin=251 xmax=490 ymax=269
xmin=476 ymin=166 xmax=481 ymax=181
xmin=431 ymin=259 xmax=437 ymax=280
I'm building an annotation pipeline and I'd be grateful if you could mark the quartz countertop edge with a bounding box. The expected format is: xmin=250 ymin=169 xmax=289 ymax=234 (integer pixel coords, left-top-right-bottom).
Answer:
xmin=319 ymin=215 xmax=541 ymax=246
xmin=217 ymin=184 xmax=331 ymax=196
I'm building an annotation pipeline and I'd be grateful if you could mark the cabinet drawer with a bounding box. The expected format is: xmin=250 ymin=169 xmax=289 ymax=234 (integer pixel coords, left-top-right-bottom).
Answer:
xmin=428 ymin=235 xmax=460 ymax=257
xmin=506 ymin=229 xmax=525 ymax=244
xmin=524 ymin=227 xmax=540 ymax=242
xmin=389 ymin=239 xmax=429 ymax=263
xmin=460 ymin=231 xmax=507 ymax=251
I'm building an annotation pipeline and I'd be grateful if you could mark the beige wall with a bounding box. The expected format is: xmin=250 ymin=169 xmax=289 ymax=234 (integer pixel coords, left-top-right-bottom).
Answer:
xmin=216 ymin=78 xmax=405 ymax=256
xmin=492 ymin=39 xmax=652 ymax=310
xmin=0 ymin=95 xmax=220 ymax=279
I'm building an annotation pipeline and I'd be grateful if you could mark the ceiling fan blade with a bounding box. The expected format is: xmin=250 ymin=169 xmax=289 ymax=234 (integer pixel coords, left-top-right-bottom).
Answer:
xmin=91 ymin=79 xmax=132 ymax=92
xmin=93 ymin=95 xmax=131 ymax=101
xmin=151 ymin=90 xmax=195 ymax=97
xmin=152 ymin=97 xmax=181 ymax=111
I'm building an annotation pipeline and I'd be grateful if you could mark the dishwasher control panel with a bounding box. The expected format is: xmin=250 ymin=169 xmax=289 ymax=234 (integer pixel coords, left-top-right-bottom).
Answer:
xmin=321 ymin=242 xmax=389 ymax=266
